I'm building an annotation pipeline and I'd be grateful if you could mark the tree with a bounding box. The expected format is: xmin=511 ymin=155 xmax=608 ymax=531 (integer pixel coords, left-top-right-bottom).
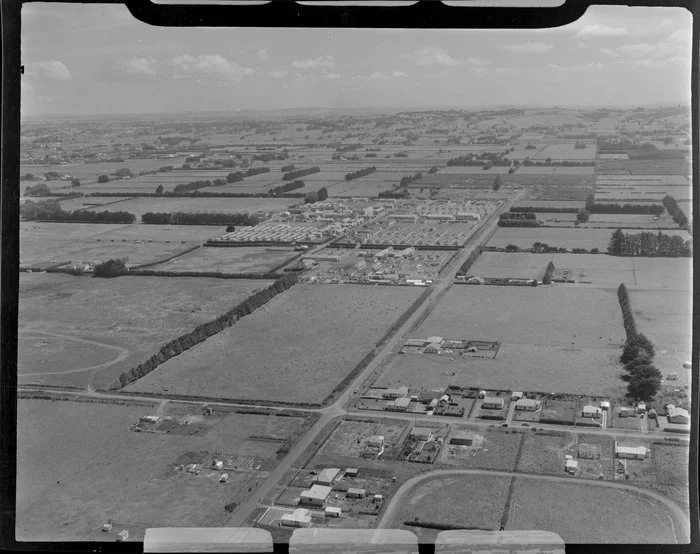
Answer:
xmin=317 ymin=187 xmax=328 ymax=201
xmin=608 ymin=228 xmax=624 ymax=255
xmin=24 ymin=183 xmax=51 ymax=196
xmin=114 ymin=168 xmax=133 ymax=178
xmin=305 ymin=191 xmax=319 ymax=204
xmin=155 ymin=184 xmax=164 ymax=195
xmin=492 ymin=174 xmax=503 ymax=191
xmin=97 ymin=175 xmax=109 ymax=183
xmin=625 ymin=364 xmax=662 ymax=401
xmin=577 ymin=209 xmax=590 ymax=223
xmin=93 ymin=258 xmax=128 ymax=277
xmin=429 ymin=166 xmax=438 ymax=174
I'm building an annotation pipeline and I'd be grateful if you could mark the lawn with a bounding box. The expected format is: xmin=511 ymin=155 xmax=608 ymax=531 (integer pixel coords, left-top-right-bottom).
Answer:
xmin=20 ymin=222 xmax=221 ymax=268
xmin=507 ymin=478 xmax=683 ymax=543
xmin=18 ymin=273 xmax=273 ymax=390
xmin=388 ymin=474 xmax=511 ymax=530
xmin=16 ymin=398 xmax=310 ymax=541
xmin=516 ymin=432 xmax=574 ymax=475
xmin=125 ymin=284 xmax=425 ymax=404
xmin=152 ymin=246 xmax=298 ymax=273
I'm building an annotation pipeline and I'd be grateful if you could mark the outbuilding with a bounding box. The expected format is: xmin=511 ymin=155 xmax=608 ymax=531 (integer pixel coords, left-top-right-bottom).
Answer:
xmin=316 ymin=468 xmax=340 ymax=486
xmin=346 ymin=488 xmax=366 ymax=499
xmin=482 ymin=397 xmax=505 ymax=410
xmin=345 ymin=468 xmax=358 ymax=478
xmin=600 ymin=401 xmax=611 ymax=411
xmin=325 ymin=507 xmax=342 ymax=518
xmin=450 ymin=430 xmax=476 ymax=446
xmin=477 ymin=390 xmax=487 ymax=399
xmin=636 ymin=402 xmax=646 ymax=414
xmin=299 ymin=485 xmax=332 ymax=506
xmin=511 ymin=392 xmax=524 ymax=401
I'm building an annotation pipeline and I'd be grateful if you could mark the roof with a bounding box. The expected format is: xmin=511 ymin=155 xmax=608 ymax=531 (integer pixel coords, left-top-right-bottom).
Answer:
xmin=394 ymin=397 xmax=412 ymax=407
xmin=347 ymin=488 xmax=366 ymax=495
xmin=582 ymin=405 xmax=601 ymax=412
xmin=410 ymin=427 xmax=434 ymax=436
xmin=345 ymin=468 xmax=358 ymax=474
xmin=483 ymin=396 xmax=504 ymax=404
xmin=565 ymin=460 xmax=578 ymax=468
xmin=616 ymin=445 xmax=648 ymax=456
xmin=669 ymin=407 xmax=690 ymax=419
xmin=301 ymin=485 xmax=332 ymax=501
xmin=317 ymin=468 xmax=340 ymax=483
xmin=515 ymin=398 xmax=539 ymax=407
xmin=325 ymin=506 xmax=342 ymax=513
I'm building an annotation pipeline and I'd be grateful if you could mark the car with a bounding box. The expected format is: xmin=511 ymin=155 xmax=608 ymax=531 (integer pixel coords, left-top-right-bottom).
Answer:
xmin=501 ymin=423 xmax=508 ymax=428
xmin=522 ymin=423 xmax=530 ymax=427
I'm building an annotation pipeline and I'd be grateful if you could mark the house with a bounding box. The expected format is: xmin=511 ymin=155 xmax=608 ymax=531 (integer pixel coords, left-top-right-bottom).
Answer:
xmin=450 ymin=430 xmax=476 ymax=446
xmin=316 ymin=468 xmax=341 ymax=486
xmin=482 ymin=397 xmax=505 ymax=410
xmin=102 ymin=523 xmax=113 ymax=533
xmin=438 ymin=394 xmax=451 ymax=407
xmin=683 ymin=361 xmax=692 ymax=368
xmin=299 ymin=485 xmax=332 ymax=507
xmin=511 ymin=392 xmax=524 ymax=401
xmin=582 ymin=405 xmax=602 ymax=419
xmin=345 ymin=468 xmax=358 ymax=478
xmin=325 ymin=507 xmax=342 ymax=518
xmin=424 ymin=343 xmax=441 ymax=354
xmin=212 ymin=460 xmax=223 ymax=470
xmin=373 ymin=494 xmax=384 ymax=503
xmin=282 ymin=508 xmax=313 ymax=527
xmin=668 ymin=407 xmax=690 ymax=425
xmin=565 ymin=460 xmax=578 ymax=474
xmin=367 ymin=435 xmax=384 ymax=448
xmin=346 ymin=488 xmax=366 ymax=499
xmin=219 ymin=473 xmax=229 ymax=483
xmin=382 ymin=386 xmax=409 ymax=399
xmin=614 ymin=442 xmax=648 ymax=460
xmin=410 ymin=427 xmax=433 ymax=441
xmin=600 ymin=401 xmax=611 ymax=411
xmin=477 ymin=390 xmax=487 ymax=399
xmin=386 ymin=397 xmax=411 ymax=412
xmin=514 ymin=398 xmax=540 ymax=411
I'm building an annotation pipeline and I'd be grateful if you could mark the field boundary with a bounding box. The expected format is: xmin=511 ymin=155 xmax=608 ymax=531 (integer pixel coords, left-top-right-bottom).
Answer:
xmin=128 ymin=244 xmax=202 ymax=270
xmin=126 ymin=268 xmax=282 ymax=280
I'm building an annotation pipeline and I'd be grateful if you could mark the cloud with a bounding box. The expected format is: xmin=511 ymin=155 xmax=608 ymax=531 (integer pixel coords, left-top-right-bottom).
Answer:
xmin=600 ymin=48 xmax=621 ymax=58
xmin=392 ymin=71 xmax=408 ymax=78
xmin=322 ymin=73 xmax=341 ymax=80
xmin=122 ymin=57 xmax=157 ymax=75
xmin=543 ymin=62 xmax=605 ymax=74
xmin=171 ymin=55 xmax=253 ymax=79
xmin=29 ymin=60 xmax=71 ymax=81
xmin=620 ymin=43 xmax=657 ymax=56
xmin=575 ymin=24 xmax=628 ymax=38
xmin=291 ymin=55 xmax=335 ymax=70
xmin=667 ymin=29 xmax=691 ymax=43
xmin=369 ymin=71 xmax=389 ymax=81
xmin=268 ymin=70 xmax=288 ymax=79
xmin=405 ymin=45 xmax=483 ymax=67
xmin=257 ymin=48 xmax=269 ymax=60
xmin=499 ymin=42 xmax=553 ymax=54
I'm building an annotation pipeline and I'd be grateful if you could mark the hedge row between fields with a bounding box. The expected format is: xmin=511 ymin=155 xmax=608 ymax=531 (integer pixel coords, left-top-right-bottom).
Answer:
xmin=111 ymin=273 xmax=299 ymax=390
xmin=617 ymin=283 xmax=637 ymax=340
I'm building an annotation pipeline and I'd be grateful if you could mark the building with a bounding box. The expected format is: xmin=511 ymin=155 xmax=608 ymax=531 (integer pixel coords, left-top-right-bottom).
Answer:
xmin=582 ymin=405 xmax=602 ymax=419
xmin=325 ymin=507 xmax=342 ymax=518
xmin=482 ymin=397 xmax=505 ymax=410
xmin=404 ymin=338 xmax=426 ymax=349
xmin=299 ymin=485 xmax=332 ymax=507
xmin=438 ymin=395 xmax=450 ymax=407
xmin=619 ymin=407 xmax=634 ymax=418
xmin=386 ymin=397 xmax=412 ymax=412
xmin=368 ymin=435 xmax=384 ymax=448
xmin=455 ymin=212 xmax=481 ymax=221
xmin=282 ymin=508 xmax=313 ymax=527
xmin=382 ymin=386 xmax=409 ymax=399
xmin=600 ymin=401 xmax=611 ymax=411
xmin=515 ymin=398 xmax=540 ymax=411
xmin=212 ymin=460 xmax=223 ymax=470
xmin=668 ymin=407 xmax=690 ymax=424
xmin=477 ymin=390 xmax=487 ymax=399
xmin=345 ymin=468 xmax=358 ymax=478
xmin=316 ymin=468 xmax=341 ymax=486
xmin=450 ymin=431 xmax=476 ymax=446
xmin=424 ymin=343 xmax=441 ymax=354
xmin=346 ymin=488 xmax=366 ymax=499
xmin=511 ymin=392 xmax=523 ymax=401
xmin=637 ymin=402 xmax=646 ymax=414
xmin=614 ymin=442 xmax=648 ymax=460
xmin=140 ymin=415 xmax=160 ymax=424
xmin=667 ymin=373 xmax=679 ymax=380
xmin=410 ymin=427 xmax=433 ymax=441
xmin=565 ymin=460 xmax=578 ymax=474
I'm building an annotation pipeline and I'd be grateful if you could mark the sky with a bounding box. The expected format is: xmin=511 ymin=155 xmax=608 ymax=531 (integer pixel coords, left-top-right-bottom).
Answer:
xmin=20 ymin=3 xmax=693 ymax=117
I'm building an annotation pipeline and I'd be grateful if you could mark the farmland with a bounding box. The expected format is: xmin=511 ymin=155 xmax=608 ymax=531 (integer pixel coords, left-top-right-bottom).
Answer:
xmin=16 ymin=398 xmax=312 ymax=541
xmin=152 ymin=246 xmax=298 ymax=274
xmin=124 ymin=284 xmax=425 ymax=404
xmin=467 ymin=252 xmax=548 ymax=281
xmin=18 ymin=273 xmax=273 ymax=389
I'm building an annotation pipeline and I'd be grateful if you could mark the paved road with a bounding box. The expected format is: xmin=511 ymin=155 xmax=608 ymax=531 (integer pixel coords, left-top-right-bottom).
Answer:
xmin=376 ymin=468 xmax=690 ymax=544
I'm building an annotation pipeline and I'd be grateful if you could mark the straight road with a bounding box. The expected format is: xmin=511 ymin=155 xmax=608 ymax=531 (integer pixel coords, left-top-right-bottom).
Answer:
xmin=375 ymin=468 xmax=690 ymax=543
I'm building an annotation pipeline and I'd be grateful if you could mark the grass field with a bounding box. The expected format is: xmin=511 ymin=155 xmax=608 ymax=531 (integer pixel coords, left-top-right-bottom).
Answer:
xmin=389 ymin=474 xmax=510 ymax=530
xmin=507 ymin=479 xmax=682 ymax=543
xmin=18 ymin=273 xmax=273 ymax=390
xmin=650 ymin=444 xmax=690 ymax=509
xmin=16 ymin=398 xmax=310 ymax=541
xmin=152 ymin=246 xmax=297 ymax=273
xmin=440 ymin=427 xmax=522 ymax=471
xmin=467 ymin=252 xmax=548 ymax=280
xmin=125 ymin=284 xmax=425 ymax=404
xmin=20 ymin=223 xmax=221 ymax=268
xmin=516 ymin=432 xmax=574 ymax=475
xmin=596 ymin=158 xmax=690 ymax=175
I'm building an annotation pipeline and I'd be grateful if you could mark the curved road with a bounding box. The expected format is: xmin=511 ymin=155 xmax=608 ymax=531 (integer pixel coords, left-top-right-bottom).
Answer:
xmin=376 ymin=469 xmax=690 ymax=544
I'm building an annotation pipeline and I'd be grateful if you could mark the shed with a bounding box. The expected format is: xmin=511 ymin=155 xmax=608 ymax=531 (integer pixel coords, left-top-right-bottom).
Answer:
xmin=482 ymin=397 xmax=505 ymax=410
xmin=387 ymin=397 xmax=411 ymax=411
xmin=102 ymin=523 xmax=113 ymax=533
xmin=219 ymin=473 xmax=229 ymax=483
xmin=582 ymin=405 xmax=602 ymax=418
xmin=346 ymin=488 xmax=366 ymax=499
xmin=345 ymin=468 xmax=358 ymax=478
xmin=373 ymin=494 xmax=384 ymax=503
xmin=511 ymin=392 xmax=524 ymax=401
xmin=368 ymin=435 xmax=384 ymax=448
xmin=325 ymin=506 xmax=342 ymax=518
xmin=212 ymin=460 xmax=223 ymax=470
xmin=438 ymin=394 xmax=450 ymax=406
xmin=299 ymin=485 xmax=332 ymax=506
xmin=317 ymin=468 xmax=341 ymax=486
xmin=668 ymin=407 xmax=690 ymax=424
xmin=410 ymin=427 xmax=433 ymax=441
xmin=565 ymin=460 xmax=578 ymax=474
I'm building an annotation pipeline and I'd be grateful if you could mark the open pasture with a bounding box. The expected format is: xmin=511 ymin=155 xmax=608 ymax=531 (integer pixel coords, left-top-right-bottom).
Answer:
xmin=507 ymin=478 xmax=684 ymax=543
xmin=512 ymin=199 xmax=583 ymax=210
xmin=467 ymin=252 xmax=547 ymax=280
xmin=328 ymin=180 xmax=396 ymax=198
xmin=124 ymin=284 xmax=425 ymax=404
xmin=16 ymin=399 xmax=308 ymax=541
xmin=587 ymin=213 xmax=677 ymax=228
xmin=531 ymin=143 xmax=596 ymax=161
xmin=597 ymin=158 xmax=691 ymax=175
xmin=153 ymin=245 xmax=297 ymax=273
xmin=18 ymin=273 xmax=272 ymax=389
xmin=487 ymin=227 xmax=614 ymax=251
xmin=20 ymin=223 xmax=220 ymax=268
xmin=596 ymin=175 xmax=690 ymax=187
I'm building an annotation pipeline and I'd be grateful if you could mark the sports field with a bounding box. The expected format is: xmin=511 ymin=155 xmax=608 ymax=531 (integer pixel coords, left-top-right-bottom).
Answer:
xmin=125 ymin=284 xmax=425 ymax=404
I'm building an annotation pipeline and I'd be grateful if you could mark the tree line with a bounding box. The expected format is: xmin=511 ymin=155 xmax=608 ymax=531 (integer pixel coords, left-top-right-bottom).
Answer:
xmin=585 ymin=195 xmax=664 ymax=215
xmin=283 ymin=166 xmax=320 ymax=181
xmin=86 ymin=191 xmax=305 ymax=199
xmin=111 ymin=273 xmax=299 ymax=390
xmin=141 ymin=212 xmax=260 ymax=226
xmin=607 ymin=229 xmax=691 ymax=257
xmin=511 ymin=207 xmax=580 ymax=214
xmin=399 ymin=172 xmax=423 ymax=187
xmin=617 ymin=284 xmax=661 ymax=401
xmin=269 ymin=180 xmax=305 ymax=196
xmin=661 ymin=195 xmax=689 ymax=230
xmin=20 ymin=200 xmax=135 ymax=223
xmin=345 ymin=166 xmax=377 ymax=181
xmin=227 ymin=166 xmax=271 ymax=182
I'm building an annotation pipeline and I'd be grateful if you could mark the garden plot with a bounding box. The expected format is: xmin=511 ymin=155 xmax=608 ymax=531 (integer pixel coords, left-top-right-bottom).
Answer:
xmin=507 ymin=479 xmax=683 ymax=543
xmin=467 ymin=252 xmax=548 ymax=281
xmin=20 ymin=223 xmax=220 ymax=268
xmin=152 ymin=246 xmax=298 ymax=273
xmin=18 ymin=273 xmax=272 ymax=390
xmin=125 ymin=284 xmax=425 ymax=404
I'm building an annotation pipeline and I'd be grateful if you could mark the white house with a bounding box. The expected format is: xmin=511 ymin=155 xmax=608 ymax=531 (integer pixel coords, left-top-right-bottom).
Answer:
xmin=282 ymin=509 xmax=313 ymax=527
xmin=582 ymin=405 xmax=602 ymax=419
xmin=510 ymin=392 xmax=524 ymax=401
xmin=299 ymin=485 xmax=332 ymax=507
xmin=515 ymin=398 xmax=540 ymax=411
xmin=482 ymin=397 xmax=505 ymax=410
xmin=614 ymin=442 xmax=648 ymax=460
xmin=565 ymin=460 xmax=578 ymax=474
xmin=668 ymin=407 xmax=690 ymax=425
